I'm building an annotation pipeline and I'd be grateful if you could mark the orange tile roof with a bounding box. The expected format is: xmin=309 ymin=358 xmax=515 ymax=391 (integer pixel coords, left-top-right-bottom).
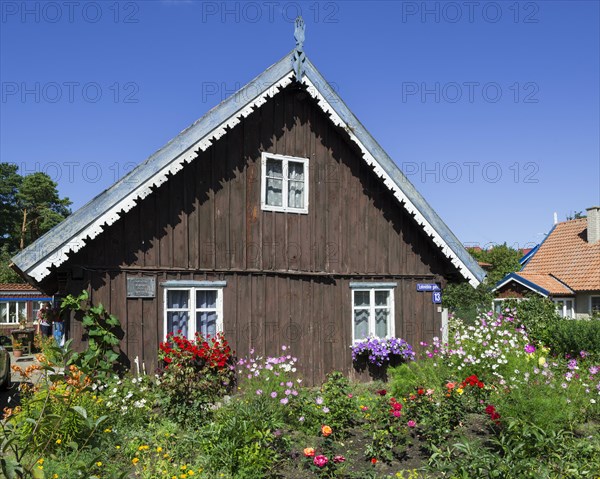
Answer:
xmin=0 ymin=283 xmax=38 ymax=292
xmin=522 ymin=218 xmax=600 ymax=291
xmin=517 ymin=272 xmax=574 ymax=295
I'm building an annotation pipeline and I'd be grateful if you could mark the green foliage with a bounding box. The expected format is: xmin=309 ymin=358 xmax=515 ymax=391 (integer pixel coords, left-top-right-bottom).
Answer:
xmin=443 ymin=282 xmax=493 ymax=324
xmin=198 ymin=395 xmax=288 ymax=478
xmin=542 ymin=319 xmax=600 ymax=361
xmin=0 ymin=163 xmax=22 ymax=250
xmin=429 ymin=418 xmax=600 ymax=478
xmin=504 ymin=296 xmax=561 ymax=343
xmin=362 ymin=393 xmax=408 ymax=463
xmin=443 ymin=244 xmax=523 ymax=321
xmin=0 ymin=244 xmax=22 ymax=283
xmin=492 ymin=378 xmax=590 ymax=433
xmin=318 ymin=372 xmax=357 ymax=437
xmin=156 ymin=333 xmax=235 ymax=427
xmin=61 ymin=290 xmax=121 ymax=379
xmin=389 ymin=358 xmax=452 ymax=398
xmin=15 ymin=172 xmax=71 ymax=249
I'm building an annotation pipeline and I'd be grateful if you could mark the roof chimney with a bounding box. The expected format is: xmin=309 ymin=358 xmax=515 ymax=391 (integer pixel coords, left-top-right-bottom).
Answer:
xmin=586 ymin=206 xmax=600 ymax=244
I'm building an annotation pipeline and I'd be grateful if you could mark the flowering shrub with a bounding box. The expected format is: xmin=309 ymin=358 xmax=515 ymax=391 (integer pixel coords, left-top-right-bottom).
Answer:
xmin=157 ymin=332 xmax=235 ymax=426
xmin=362 ymin=389 xmax=409 ymax=463
xmin=421 ymin=308 xmax=532 ymax=384
xmin=351 ymin=337 xmax=415 ymax=366
xmin=302 ymin=425 xmax=347 ymax=477
xmin=236 ymin=346 xmax=303 ymax=420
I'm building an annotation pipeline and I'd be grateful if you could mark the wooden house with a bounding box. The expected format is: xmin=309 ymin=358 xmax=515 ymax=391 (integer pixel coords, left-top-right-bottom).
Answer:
xmin=11 ymin=28 xmax=484 ymax=383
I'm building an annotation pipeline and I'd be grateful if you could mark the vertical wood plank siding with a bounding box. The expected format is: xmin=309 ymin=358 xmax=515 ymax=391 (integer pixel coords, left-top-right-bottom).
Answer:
xmin=63 ymin=84 xmax=457 ymax=383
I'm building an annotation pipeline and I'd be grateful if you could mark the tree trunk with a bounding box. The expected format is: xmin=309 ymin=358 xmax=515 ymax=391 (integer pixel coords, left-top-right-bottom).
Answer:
xmin=20 ymin=207 xmax=27 ymax=250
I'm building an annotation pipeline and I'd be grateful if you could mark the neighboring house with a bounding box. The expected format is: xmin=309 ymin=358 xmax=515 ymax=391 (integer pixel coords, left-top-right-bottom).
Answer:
xmin=0 ymin=283 xmax=52 ymax=335
xmin=11 ymin=37 xmax=484 ymax=383
xmin=493 ymin=207 xmax=600 ymax=319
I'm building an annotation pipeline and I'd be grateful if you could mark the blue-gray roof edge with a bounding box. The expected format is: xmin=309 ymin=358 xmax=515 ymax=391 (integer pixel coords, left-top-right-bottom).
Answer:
xmin=13 ymin=51 xmax=485 ymax=285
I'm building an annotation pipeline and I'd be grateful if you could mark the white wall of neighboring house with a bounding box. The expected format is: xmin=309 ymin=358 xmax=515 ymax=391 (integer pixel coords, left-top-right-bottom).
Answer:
xmin=574 ymin=292 xmax=600 ymax=319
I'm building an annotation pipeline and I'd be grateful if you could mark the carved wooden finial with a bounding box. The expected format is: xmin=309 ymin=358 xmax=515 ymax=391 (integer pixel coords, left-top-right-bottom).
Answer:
xmin=292 ymin=17 xmax=306 ymax=79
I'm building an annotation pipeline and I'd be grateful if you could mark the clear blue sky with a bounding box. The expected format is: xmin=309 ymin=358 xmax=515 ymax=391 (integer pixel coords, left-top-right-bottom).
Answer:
xmin=1 ymin=0 xmax=599 ymax=251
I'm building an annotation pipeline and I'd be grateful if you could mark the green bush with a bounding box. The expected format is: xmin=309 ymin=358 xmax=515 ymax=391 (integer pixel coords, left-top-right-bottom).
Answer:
xmin=503 ymin=296 xmax=561 ymax=343
xmin=389 ymin=358 xmax=452 ymax=398
xmin=198 ymin=395 xmax=288 ymax=478
xmin=156 ymin=332 xmax=235 ymax=427
xmin=542 ymin=319 xmax=600 ymax=361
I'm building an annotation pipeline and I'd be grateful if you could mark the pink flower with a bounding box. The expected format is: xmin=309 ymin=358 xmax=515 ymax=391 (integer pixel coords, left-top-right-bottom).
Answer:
xmin=333 ymin=455 xmax=345 ymax=463
xmin=313 ymin=455 xmax=328 ymax=468
xmin=393 ymin=410 xmax=401 ymax=418
xmin=407 ymin=420 xmax=416 ymax=428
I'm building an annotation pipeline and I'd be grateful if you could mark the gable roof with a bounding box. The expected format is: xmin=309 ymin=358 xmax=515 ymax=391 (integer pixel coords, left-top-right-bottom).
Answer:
xmin=521 ymin=218 xmax=600 ymax=291
xmin=12 ymin=51 xmax=485 ymax=287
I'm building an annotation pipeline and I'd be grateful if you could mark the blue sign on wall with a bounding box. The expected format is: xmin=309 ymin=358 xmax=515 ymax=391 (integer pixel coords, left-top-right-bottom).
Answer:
xmin=416 ymin=283 xmax=440 ymax=292
xmin=432 ymin=291 xmax=442 ymax=304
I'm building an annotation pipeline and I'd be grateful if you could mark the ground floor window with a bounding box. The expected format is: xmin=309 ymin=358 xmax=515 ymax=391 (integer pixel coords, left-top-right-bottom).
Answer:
xmin=0 ymin=301 xmax=26 ymax=324
xmin=162 ymin=281 xmax=225 ymax=339
xmin=350 ymin=283 xmax=396 ymax=341
xmin=553 ymin=298 xmax=574 ymax=318
xmin=590 ymin=296 xmax=600 ymax=315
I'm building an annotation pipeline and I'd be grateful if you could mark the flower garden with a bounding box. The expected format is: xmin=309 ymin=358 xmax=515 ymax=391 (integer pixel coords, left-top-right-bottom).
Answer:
xmin=1 ymin=293 xmax=600 ymax=478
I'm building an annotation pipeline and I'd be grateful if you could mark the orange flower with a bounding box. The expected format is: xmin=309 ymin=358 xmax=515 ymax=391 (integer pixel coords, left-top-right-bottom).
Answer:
xmin=303 ymin=447 xmax=315 ymax=457
xmin=321 ymin=425 xmax=332 ymax=437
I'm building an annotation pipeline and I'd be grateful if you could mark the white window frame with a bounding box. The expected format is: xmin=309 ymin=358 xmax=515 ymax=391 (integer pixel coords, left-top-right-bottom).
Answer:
xmin=590 ymin=296 xmax=600 ymax=315
xmin=350 ymin=283 xmax=396 ymax=342
xmin=0 ymin=301 xmax=27 ymax=325
xmin=553 ymin=298 xmax=574 ymax=318
xmin=260 ymin=152 xmax=309 ymax=214
xmin=162 ymin=281 xmax=225 ymax=340
xmin=492 ymin=297 xmax=526 ymax=313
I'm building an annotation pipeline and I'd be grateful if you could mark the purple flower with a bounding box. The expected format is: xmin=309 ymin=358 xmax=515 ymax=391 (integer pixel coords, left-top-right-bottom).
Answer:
xmin=256 ymin=389 xmax=263 ymax=395
xmin=524 ymin=344 xmax=536 ymax=354
xmin=280 ymin=397 xmax=289 ymax=405
xmin=316 ymin=397 xmax=323 ymax=405
xmin=270 ymin=391 xmax=277 ymax=398
xmin=322 ymin=407 xmax=330 ymax=413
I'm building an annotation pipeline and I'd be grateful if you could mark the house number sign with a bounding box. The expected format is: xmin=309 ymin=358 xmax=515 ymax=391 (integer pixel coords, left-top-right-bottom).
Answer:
xmin=126 ymin=277 xmax=156 ymax=298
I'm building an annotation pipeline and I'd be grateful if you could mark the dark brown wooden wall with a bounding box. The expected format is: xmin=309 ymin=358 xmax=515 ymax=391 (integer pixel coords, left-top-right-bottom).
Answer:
xmin=67 ymin=271 xmax=441 ymax=383
xmin=61 ymin=83 xmax=456 ymax=382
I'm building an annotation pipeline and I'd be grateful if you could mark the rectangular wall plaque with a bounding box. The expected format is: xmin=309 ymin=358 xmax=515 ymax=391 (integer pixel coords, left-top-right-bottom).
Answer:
xmin=126 ymin=277 xmax=156 ymax=298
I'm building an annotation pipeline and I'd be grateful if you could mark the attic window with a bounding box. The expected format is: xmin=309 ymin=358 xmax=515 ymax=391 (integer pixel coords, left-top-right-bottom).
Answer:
xmin=261 ymin=152 xmax=309 ymax=214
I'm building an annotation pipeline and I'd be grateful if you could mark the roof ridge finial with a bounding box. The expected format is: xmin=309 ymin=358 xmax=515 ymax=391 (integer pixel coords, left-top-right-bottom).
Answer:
xmin=292 ymin=16 xmax=306 ymax=79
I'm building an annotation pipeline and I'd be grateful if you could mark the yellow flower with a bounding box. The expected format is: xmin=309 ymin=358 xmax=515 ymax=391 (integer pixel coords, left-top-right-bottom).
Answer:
xmin=180 ymin=465 xmax=187 ymax=470
xmin=37 ymin=459 xmax=44 ymax=464
xmin=156 ymin=446 xmax=163 ymax=453
xmin=132 ymin=457 xmax=139 ymax=465
xmin=55 ymin=439 xmax=62 ymax=444
xmin=96 ymin=461 xmax=102 ymax=467
xmin=457 ymin=388 xmax=464 ymax=395
xmin=188 ymin=471 xmax=195 ymax=476
xmin=38 ymin=466 xmax=43 ymax=470
xmin=163 ymin=453 xmax=169 ymax=459
xmin=53 ymin=475 xmax=58 ymax=479
xmin=539 ymin=357 xmax=546 ymax=366
xmin=115 ymin=445 xmax=121 ymax=449
xmin=180 ymin=475 xmax=187 ymax=479
xmin=104 ymin=428 xmax=112 ymax=433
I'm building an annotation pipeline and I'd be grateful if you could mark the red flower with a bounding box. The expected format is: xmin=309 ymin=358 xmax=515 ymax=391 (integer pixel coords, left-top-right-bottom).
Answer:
xmin=371 ymin=458 xmax=377 ymax=464
xmin=417 ymin=388 xmax=424 ymax=395
xmin=376 ymin=389 xmax=387 ymax=396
